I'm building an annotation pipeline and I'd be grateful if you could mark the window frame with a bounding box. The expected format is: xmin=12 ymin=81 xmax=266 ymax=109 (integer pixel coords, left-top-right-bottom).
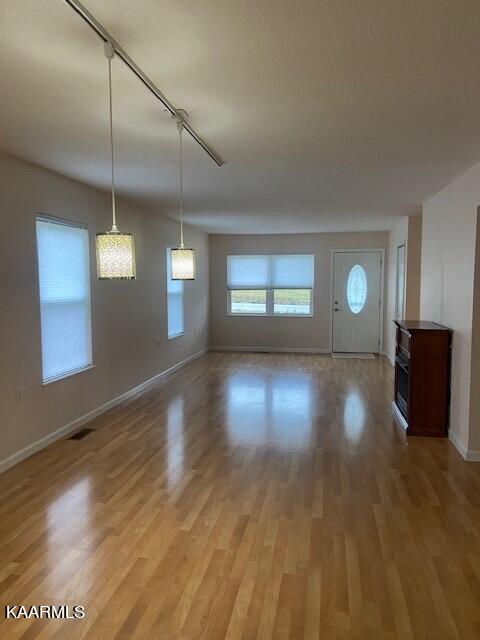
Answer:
xmin=225 ymin=253 xmax=315 ymax=318
xmin=227 ymin=289 xmax=269 ymax=316
xmin=166 ymin=246 xmax=185 ymax=340
xmin=36 ymin=213 xmax=93 ymax=385
xmin=227 ymin=289 xmax=314 ymax=317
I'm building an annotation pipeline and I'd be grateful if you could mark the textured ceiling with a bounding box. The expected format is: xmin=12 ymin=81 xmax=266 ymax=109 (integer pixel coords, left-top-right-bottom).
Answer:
xmin=2 ymin=0 xmax=480 ymax=233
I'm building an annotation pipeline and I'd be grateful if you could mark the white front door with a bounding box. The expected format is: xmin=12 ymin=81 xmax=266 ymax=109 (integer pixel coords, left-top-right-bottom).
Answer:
xmin=332 ymin=251 xmax=383 ymax=353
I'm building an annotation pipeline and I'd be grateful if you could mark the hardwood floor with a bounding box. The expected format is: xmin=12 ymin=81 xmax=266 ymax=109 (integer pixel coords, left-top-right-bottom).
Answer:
xmin=1 ymin=352 xmax=480 ymax=639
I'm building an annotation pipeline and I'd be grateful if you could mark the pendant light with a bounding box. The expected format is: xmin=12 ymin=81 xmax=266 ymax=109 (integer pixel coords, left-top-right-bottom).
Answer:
xmin=96 ymin=41 xmax=136 ymax=280
xmin=170 ymin=115 xmax=196 ymax=280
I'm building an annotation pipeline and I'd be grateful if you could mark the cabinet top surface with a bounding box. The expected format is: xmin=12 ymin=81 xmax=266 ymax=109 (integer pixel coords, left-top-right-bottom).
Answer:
xmin=394 ymin=320 xmax=450 ymax=332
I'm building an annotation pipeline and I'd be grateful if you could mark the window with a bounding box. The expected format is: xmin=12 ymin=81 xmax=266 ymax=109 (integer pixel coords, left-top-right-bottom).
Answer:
xmin=346 ymin=264 xmax=367 ymax=314
xmin=273 ymin=289 xmax=312 ymax=315
xmin=36 ymin=216 xmax=92 ymax=383
xmin=231 ymin=290 xmax=267 ymax=314
xmin=270 ymin=254 xmax=314 ymax=315
xmin=227 ymin=255 xmax=314 ymax=316
xmin=166 ymin=247 xmax=184 ymax=338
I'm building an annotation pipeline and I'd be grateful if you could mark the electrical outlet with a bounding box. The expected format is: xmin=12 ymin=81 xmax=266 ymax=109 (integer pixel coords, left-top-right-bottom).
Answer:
xmin=156 ymin=338 xmax=161 ymax=348
xmin=15 ymin=386 xmax=23 ymax=403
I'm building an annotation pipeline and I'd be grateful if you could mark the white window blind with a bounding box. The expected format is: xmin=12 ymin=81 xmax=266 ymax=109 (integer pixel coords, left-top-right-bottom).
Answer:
xmin=227 ymin=255 xmax=269 ymax=289
xmin=227 ymin=255 xmax=314 ymax=289
xmin=270 ymin=255 xmax=314 ymax=288
xmin=167 ymin=247 xmax=184 ymax=338
xmin=36 ymin=216 xmax=92 ymax=383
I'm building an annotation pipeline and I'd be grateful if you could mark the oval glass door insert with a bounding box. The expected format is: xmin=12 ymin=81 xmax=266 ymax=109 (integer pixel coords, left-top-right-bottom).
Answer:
xmin=347 ymin=264 xmax=367 ymax=314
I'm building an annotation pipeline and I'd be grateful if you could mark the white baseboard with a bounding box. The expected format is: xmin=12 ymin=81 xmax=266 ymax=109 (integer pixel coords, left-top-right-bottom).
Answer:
xmin=448 ymin=430 xmax=480 ymax=461
xmin=449 ymin=430 xmax=468 ymax=459
xmin=0 ymin=348 xmax=207 ymax=475
xmin=209 ymin=345 xmax=330 ymax=354
xmin=383 ymin=352 xmax=395 ymax=366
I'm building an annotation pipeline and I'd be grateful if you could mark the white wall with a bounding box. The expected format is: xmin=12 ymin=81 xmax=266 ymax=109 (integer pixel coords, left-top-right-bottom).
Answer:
xmin=420 ymin=161 xmax=480 ymax=458
xmin=0 ymin=152 xmax=209 ymax=469
xmin=469 ymin=214 xmax=480 ymax=452
xmin=209 ymin=232 xmax=388 ymax=352
xmin=405 ymin=215 xmax=422 ymax=320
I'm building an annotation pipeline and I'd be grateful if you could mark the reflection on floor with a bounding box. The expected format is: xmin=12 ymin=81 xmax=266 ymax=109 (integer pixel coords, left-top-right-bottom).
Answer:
xmin=0 ymin=352 xmax=479 ymax=639
xmin=226 ymin=369 xmax=314 ymax=449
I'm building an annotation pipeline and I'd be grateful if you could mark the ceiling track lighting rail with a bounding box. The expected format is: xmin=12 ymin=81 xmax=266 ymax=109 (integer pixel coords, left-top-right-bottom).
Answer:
xmin=62 ymin=0 xmax=224 ymax=167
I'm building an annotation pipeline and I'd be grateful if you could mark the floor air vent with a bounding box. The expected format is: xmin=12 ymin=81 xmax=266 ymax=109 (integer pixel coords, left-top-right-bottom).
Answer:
xmin=67 ymin=428 xmax=95 ymax=440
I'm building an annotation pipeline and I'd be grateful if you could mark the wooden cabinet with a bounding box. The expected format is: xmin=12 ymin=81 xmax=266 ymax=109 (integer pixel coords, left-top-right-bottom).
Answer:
xmin=391 ymin=320 xmax=452 ymax=436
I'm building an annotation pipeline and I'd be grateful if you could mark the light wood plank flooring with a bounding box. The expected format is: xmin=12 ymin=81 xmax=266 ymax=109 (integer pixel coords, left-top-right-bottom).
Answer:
xmin=0 ymin=352 xmax=480 ymax=639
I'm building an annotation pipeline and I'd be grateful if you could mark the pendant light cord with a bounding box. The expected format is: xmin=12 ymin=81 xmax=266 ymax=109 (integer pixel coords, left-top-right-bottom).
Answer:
xmin=177 ymin=118 xmax=184 ymax=248
xmin=107 ymin=48 xmax=117 ymax=232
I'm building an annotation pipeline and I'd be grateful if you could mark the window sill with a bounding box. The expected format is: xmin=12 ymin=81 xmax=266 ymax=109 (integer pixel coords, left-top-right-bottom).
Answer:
xmin=168 ymin=332 xmax=185 ymax=341
xmin=42 ymin=364 xmax=95 ymax=386
xmin=227 ymin=313 xmax=314 ymax=318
